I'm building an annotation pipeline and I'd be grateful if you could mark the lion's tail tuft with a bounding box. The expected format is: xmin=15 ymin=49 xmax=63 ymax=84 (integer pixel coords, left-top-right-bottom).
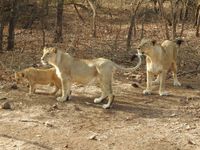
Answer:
xmin=175 ymin=37 xmax=184 ymax=47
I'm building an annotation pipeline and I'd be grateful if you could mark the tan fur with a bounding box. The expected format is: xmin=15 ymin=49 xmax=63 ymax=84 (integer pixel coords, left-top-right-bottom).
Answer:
xmin=15 ymin=67 xmax=61 ymax=95
xmin=41 ymin=47 xmax=142 ymax=109
xmin=137 ymin=38 xmax=182 ymax=96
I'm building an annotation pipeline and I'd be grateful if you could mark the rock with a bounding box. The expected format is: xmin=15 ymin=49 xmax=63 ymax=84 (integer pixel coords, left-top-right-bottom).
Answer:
xmin=52 ymin=104 xmax=58 ymax=109
xmin=0 ymin=97 xmax=7 ymax=100
xmin=185 ymin=84 xmax=194 ymax=89
xmin=74 ymin=105 xmax=82 ymax=111
xmin=44 ymin=121 xmax=53 ymax=128
xmin=64 ymin=144 xmax=68 ymax=148
xmin=188 ymin=139 xmax=196 ymax=145
xmin=10 ymin=84 xmax=18 ymax=90
xmin=1 ymin=101 xmax=11 ymax=109
xmin=170 ymin=113 xmax=177 ymax=117
xmin=131 ymin=82 xmax=139 ymax=88
xmin=85 ymin=102 xmax=92 ymax=105
xmin=88 ymin=133 xmax=98 ymax=140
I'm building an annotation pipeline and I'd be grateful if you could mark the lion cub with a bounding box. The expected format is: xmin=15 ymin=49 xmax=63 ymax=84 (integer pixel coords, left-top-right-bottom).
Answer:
xmin=15 ymin=67 xmax=61 ymax=95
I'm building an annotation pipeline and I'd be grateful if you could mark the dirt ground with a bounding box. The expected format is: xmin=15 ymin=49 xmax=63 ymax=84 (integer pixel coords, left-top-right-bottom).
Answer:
xmin=0 ymin=75 xmax=200 ymax=150
xmin=1 ymin=3 xmax=200 ymax=150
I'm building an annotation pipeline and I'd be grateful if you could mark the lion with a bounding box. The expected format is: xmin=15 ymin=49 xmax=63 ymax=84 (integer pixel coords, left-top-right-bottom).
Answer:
xmin=15 ymin=67 xmax=61 ymax=95
xmin=137 ymin=38 xmax=184 ymax=96
xmin=41 ymin=47 xmax=142 ymax=109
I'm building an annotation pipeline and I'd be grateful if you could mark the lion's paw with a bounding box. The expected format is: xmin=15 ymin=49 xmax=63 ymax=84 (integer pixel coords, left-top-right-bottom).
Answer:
xmin=173 ymin=81 xmax=181 ymax=87
xmin=159 ymin=91 xmax=169 ymax=96
xmin=102 ymin=104 xmax=111 ymax=109
xmin=56 ymin=96 xmax=68 ymax=102
xmin=143 ymin=90 xmax=152 ymax=95
xmin=94 ymin=98 xmax=103 ymax=104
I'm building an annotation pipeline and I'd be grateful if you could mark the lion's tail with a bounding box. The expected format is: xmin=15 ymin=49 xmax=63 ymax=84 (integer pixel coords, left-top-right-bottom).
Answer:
xmin=114 ymin=54 xmax=142 ymax=71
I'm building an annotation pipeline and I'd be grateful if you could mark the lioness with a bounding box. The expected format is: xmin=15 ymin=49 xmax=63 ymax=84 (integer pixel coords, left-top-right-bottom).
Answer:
xmin=137 ymin=38 xmax=183 ymax=96
xmin=41 ymin=47 xmax=142 ymax=109
xmin=15 ymin=67 xmax=61 ymax=94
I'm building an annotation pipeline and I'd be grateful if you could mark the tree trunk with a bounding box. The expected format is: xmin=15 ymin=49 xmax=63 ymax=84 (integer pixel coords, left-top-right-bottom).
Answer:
xmin=87 ymin=0 xmax=96 ymax=37
xmin=0 ymin=23 xmax=4 ymax=52
xmin=196 ymin=10 xmax=200 ymax=37
xmin=140 ymin=14 xmax=145 ymax=39
xmin=41 ymin=0 xmax=47 ymax=48
xmin=171 ymin=0 xmax=177 ymax=39
xmin=180 ymin=0 xmax=188 ymax=36
xmin=126 ymin=0 xmax=143 ymax=51
xmin=54 ymin=0 xmax=64 ymax=43
xmin=127 ymin=15 xmax=135 ymax=51
xmin=158 ymin=0 xmax=169 ymax=39
xmin=7 ymin=0 xmax=17 ymax=51
xmin=194 ymin=5 xmax=200 ymax=26
xmin=44 ymin=0 xmax=49 ymax=16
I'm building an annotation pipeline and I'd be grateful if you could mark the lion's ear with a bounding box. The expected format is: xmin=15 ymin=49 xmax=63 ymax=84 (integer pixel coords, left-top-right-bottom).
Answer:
xmin=21 ymin=73 xmax=25 ymax=77
xmin=43 ymin=47 xmax=46 ymax=52
xmin=53 ymin=48 xmax=57 ymax=53
xmin=152 ymin=40 xmax=156 ymax=46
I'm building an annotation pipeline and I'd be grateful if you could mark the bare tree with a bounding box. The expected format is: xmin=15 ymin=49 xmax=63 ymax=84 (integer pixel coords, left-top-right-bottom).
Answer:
xmin=41 ymin=0 xmax=48 ymax=47
xmin=170 ymin=0 xmax=178 ymax=39
xmin=194 ymin=0 xmax=200 ymax=26
xmin=196 ymin=8 xmax=200 ymax=37
xmin=0 ymin=23 xmax=3 ymax=52
xmin=126 ymin=0 xmax=143 ymax=51
xmin=0 ymin=1 xmax=5 ymax=51
xmin=54 ymin=0 xmax=64 ymax=43
xmin=7 ymin=0 xmax=18 ymax=50
xmin=87 ymin=0 xmax=97 ymax=37
xmin=158 ymin=0 xmax=169 ymax=39
xmin=180 ymin=0 xmax=189 ymax=36
xmin=43 ymin=0 xmax=49 ymax=16
xmin=195 ymin=0 xmax=200 ymax=36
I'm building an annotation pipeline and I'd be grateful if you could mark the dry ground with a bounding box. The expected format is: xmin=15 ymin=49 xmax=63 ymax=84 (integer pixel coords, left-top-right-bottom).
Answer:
xmin=1 ymin=3 xmax=200 ymax=150
xmin=0 ymin=76 xmax=200 ymax=150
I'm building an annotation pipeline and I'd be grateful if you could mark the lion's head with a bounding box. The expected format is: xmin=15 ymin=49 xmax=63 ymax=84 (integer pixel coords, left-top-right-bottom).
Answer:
xmin=41 ymin=47 xmax=57 ymax=65
xmin=137 ymin=38 xmax=156 ymax=55
xmin=15 ymin=71 xmax=25 ymax=83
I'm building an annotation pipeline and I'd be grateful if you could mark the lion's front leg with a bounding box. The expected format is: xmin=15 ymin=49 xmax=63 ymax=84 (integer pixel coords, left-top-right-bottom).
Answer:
xmin=94 ymin=94 xmax=107 ymax=104
xmin=172 ymin=62 xmax=181 ymax=86
xmin=29 ymin=83 xmax=36 ymax=95
xmin=143 ymin=71 xmax=153 ymax=95
xmin=57 ymin=76 xmax=72 ymax=102
xmin=159 ymin=71 xmax=169 ymax=96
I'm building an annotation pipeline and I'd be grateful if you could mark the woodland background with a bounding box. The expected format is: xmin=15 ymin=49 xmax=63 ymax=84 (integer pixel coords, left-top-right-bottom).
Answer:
xmin=1 ymin=1 xmax=200 ymax=149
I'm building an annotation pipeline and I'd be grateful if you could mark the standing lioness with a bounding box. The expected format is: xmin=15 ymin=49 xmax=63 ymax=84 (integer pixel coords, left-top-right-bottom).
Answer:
xmin=137 ymin=38 xmax=183 ymax=96
xmin=41 ymin=47 xmax=142 ymax=109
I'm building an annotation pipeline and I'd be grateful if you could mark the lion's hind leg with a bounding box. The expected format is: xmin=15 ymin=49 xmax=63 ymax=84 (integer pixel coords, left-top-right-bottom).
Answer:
xmin=94 ymin=72 xmax=114 ymax=109
xmin=159 ymin=70 xmax=169 ymax=96
xmin=172 ymin=62 xmax=181 ymax=86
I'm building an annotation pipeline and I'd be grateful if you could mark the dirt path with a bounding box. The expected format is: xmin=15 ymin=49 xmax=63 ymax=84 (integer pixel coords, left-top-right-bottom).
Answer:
xmin=0 ymin=77 xmax=200 ymax=150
